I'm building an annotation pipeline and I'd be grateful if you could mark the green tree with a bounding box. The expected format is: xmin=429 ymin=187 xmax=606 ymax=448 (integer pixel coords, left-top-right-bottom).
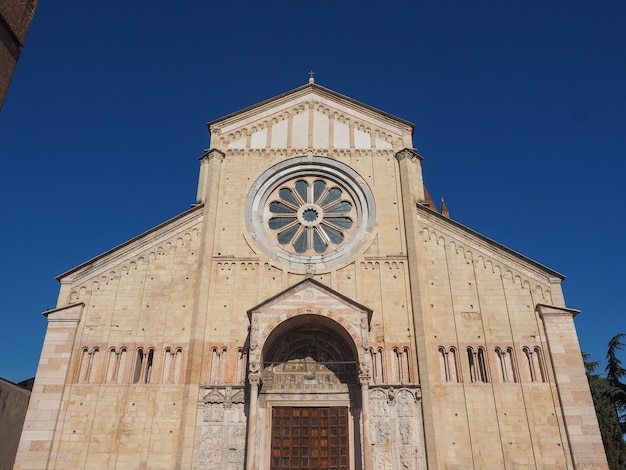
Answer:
xmin=606 ymin=333 xmax=626 ymax=433
xmin=585 ymin=335 xmax=626 ymax=470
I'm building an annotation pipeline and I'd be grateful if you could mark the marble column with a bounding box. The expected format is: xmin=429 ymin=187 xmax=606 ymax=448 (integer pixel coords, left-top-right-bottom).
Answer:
xmin=361 ymin=379 xmax=373 ymax=470
xmin=245 ymin=378 xmax=259 ymax=470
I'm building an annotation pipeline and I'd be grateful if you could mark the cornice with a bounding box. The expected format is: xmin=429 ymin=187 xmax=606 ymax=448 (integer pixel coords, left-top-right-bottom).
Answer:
xmin=199 ymin=148 xmax=225 ymax=162
xmin=536 ymin=303 xmax=580 ymax=318
xmin=43 ymin=302 xmax=84 ymax=322
xmin=415 ymin=204 xmax=564 ymax=286
xmin=395 ymin=148 xmax=423 ymax=162
xmin=58 ymin=205 xmax=204 ymax=283
xmin=208 ymin=83 xmax=414 ymax=137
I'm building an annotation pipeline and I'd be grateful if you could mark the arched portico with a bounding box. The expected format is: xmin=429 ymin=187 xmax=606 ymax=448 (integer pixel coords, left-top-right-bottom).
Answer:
xmin=245 ymin=279 xmax=373 ymax=470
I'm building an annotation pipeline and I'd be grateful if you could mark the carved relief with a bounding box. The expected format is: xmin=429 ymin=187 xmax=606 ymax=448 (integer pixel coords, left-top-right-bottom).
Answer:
xmin=396 ymin=389 xmax=417 ymax=417
xmin=400 ymin=448 xmax=422 ymax=469
xmin=229 ymin=426 xmax=246 ymax=446
xmin=193 ymin=386 xmax=247 ymax=470
xmin=399 ymin=420 xmax=413 ymax=444
xmin=202 ymin=426 xmax=223 ymax=445
xmin=460 ymin=311 xmax=481 ymax=320
xmin=294 ymin=306 xmax=322 ymax=316
xmin=370 ymin=389 xmax=389 ymax=417
xmin=227 ymin=448 xmax=245 ymax=463
xmin=373 ymin=447 xmax=393 ymax=470
xmin=373 ymin=421 xmax=391 ymax=445
xmin=203 ymin=403 xmax=224 ymax=423
xmin=369 ymin=386 xmax=426 ymax=469
xmin=250 ymin=317 xmax=259 ymax=351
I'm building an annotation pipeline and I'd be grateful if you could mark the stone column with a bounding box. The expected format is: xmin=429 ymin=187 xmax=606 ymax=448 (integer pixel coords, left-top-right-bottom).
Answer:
xmin=360 ymin=379 xmax=373 ymax=470
xmin=246 ymin=378 xmax=260 ymax=470
xmin=14 ymin=303 xmax=83 ymax=470
xmin=537 ymin=304 xmax=608 ymax=469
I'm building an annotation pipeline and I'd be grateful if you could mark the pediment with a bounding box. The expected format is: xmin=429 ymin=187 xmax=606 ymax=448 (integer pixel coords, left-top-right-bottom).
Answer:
xmin=246 ymin=278 xmax=372 ymax=370
xmin=208 ymin=83 xmax=415 ymax=152
xmin=247 ymin=278 xmax=372 ymax=320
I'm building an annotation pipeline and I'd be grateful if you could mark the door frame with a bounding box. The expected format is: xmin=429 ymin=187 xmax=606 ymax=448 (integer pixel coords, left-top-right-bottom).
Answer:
xmin=260 ymin=396 xmax=359 ymax=470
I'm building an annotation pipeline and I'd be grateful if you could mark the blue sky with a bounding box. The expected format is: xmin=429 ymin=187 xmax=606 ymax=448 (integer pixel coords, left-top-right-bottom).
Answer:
xmin=1 ymin=1 xmax=625 ymax=383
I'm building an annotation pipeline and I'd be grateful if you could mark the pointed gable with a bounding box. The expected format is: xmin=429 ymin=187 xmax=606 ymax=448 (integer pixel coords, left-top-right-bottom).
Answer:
xmin=246 ymin=278 xmax=373 ymax=372
xmin=208 ymin=83 xmax=415 ymax=152
xmin=247 ymin=278 xmax=372 ymax=321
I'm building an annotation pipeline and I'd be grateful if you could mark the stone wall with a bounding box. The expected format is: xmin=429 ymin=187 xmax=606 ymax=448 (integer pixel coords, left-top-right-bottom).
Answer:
xmin=0 ymin=0 xmax=38 ymax=108
xmin=0 ymin=378 xmax=31 ymax=470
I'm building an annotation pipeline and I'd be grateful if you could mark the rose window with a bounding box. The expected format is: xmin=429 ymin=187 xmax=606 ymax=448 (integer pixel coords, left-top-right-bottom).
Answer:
xmin=266 ymin=177 xmax=356 ymax=255
xmin=245 ymin=156 xmax=376 ymax=271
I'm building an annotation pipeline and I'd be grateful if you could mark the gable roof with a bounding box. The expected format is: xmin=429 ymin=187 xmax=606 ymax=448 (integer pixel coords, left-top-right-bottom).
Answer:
xmin=247 ymin=277 xmax=373 ymax=321
xmin=208 ymin=82 xmax=415 ymax=132
xmin=207 ymin=82 xmax=416 ymax=152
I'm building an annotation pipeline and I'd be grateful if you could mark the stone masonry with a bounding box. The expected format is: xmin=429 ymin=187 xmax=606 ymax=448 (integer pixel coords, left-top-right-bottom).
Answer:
xmin=15 ymin=82 xmax=607 ymax=469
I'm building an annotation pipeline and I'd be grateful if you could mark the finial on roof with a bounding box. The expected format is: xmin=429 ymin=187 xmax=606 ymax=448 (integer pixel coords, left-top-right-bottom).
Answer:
xmin=441 ymin=198 xmax=450 ymax=218
xmin=308 ymin=70 xmax=315 ymax=84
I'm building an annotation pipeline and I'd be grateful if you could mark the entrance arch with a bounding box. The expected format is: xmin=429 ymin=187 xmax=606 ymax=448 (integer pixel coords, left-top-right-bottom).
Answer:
xmin=262 ymin=316 xmax=360 ymax=470
xmin=245 ymin=279 xmax=373 ymax=470
xmin=262 ymin=315 xmax=359 ymax=391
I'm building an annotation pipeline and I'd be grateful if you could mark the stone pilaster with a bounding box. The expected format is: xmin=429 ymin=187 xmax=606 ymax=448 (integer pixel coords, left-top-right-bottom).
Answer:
xmin=196 ymin=148 xmax=225 ymax=204
xmin=14 ymin=303 xmax=83 ymax=470
xmin=177 ymin=148 xmax=226 ymax=469
xmin=395 ymin=148 xmax=438 ymax=468
xmin=537 ymin=304 xmax=608 ymax=470
xmin=395 ymin=148 xmax=425 ymax=203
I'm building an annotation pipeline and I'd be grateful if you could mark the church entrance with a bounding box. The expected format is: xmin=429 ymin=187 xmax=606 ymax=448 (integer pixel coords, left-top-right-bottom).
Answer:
xmin=271 ymin=406 xmax=349 ymax=469
xmin=255 ymin=314 xmax=363 ymax=470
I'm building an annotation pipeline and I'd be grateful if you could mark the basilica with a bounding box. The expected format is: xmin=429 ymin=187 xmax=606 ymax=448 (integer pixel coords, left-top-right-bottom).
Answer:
xmin=15 ymin=80 xmax=607 ymax=469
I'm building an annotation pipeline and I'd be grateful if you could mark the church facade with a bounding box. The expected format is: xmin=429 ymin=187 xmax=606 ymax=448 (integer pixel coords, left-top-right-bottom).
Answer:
xmin=15 ymin=82 xmax=607 ymax=469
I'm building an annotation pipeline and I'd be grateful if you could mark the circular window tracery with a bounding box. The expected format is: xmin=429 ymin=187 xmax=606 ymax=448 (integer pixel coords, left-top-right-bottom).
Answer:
xmin=267 ymin=177 xmax=356 ymax=255
xmin=245 ymin=156 xmax=376 ymax=271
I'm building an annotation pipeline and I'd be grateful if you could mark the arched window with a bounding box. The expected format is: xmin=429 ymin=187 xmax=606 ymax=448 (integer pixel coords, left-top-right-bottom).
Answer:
xmin=133 ymin=347 xmax=154 ymax=384
xmin=173 ymin=348 xmax=183 ymax=384
xmin=371 ymin=347 xmax=385 ymax=384
xmin=77 ymin=347 xmax=90 ymax=383
xmin=477 ymin=348 xmax=489 ymax=382
xmin=209 ymin=346 xmax=227 ymax=384
xmin=523 ymin=346 xmax=547 ymax=383
xmin=162 ymin=347 xmax=183 ymax=384
xmin=391 ymin=346 xmax=411 ymax=383
xmin=402 ymin=346 xmax=411 ymax=383
xmin=105 ymin=347 xmax=127 ymax=384
xmin=439 ymin=347 xmax=459 ymax=383
xmin=162 ymin=348 xmax=173 ymax=384
xmin=236 ymin=347 xmax=248 ymax=384
xmin=77 ymin=346 xmax=100 ymax=383
xmin=534 ymin=346 xmax=547 ymax=382
xmin=495 ymin=347 xmax=517 ymax=383
xmin=467 ymin=346 xmax=489 ymax=383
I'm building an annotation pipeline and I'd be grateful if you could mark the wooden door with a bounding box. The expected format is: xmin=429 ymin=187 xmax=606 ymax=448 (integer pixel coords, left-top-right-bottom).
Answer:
xmin=271 ymin=406 xmax=349 ymax=469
